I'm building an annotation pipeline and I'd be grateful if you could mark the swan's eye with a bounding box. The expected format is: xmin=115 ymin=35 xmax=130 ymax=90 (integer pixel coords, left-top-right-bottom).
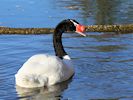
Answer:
xmin=69 ymin=24 xmax=76 ymax=31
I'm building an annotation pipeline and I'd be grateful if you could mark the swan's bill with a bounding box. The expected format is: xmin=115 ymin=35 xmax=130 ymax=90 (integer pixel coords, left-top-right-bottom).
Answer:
xmin=76 ymin=24 xmax=86 ymax=37
xmin=76 ymin=31 xmax=86 ymax=37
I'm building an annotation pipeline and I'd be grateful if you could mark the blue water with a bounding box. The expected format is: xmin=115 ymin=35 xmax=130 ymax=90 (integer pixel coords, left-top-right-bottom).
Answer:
xmin=0 ymin=0 xmax=133 ymax=100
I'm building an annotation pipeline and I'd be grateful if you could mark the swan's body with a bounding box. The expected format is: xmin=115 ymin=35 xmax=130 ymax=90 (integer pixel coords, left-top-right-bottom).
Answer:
xmin=15 ymin=54 xmax=74 ymax=88
xmin=15 ymin=19 xmax=85 ymax=88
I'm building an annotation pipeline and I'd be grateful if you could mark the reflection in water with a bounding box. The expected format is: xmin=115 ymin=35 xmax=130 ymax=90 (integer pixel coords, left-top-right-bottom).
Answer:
xmin=57 ymin=0 xmax=133 ymax=24
xmin=16 ymin=79 xmax=72 ymax=100
xmin=95 ymin=0 xmax=133 ymax=24
xmin=95 ymin=0 xmax=119 ymax=24
xmin=94 ymin=45 xmax=125 ymax=52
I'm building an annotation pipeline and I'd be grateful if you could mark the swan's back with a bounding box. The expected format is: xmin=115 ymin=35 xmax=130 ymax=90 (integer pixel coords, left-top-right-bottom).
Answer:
xmin=15 ymin=54 xmax=74 ymax=88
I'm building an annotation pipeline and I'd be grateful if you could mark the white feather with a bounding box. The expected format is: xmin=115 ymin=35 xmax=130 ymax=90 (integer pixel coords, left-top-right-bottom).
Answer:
xmin=15 ymin=54 xmax=74 ymax=88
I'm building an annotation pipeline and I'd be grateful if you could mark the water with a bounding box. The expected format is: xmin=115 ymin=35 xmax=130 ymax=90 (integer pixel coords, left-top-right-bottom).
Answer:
xmin=0 ymin=0 xmax=133 ymax=100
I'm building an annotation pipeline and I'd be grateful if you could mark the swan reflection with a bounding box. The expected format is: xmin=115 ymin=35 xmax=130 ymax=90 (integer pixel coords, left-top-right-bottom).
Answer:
xmin=16 ymin=79 xmax=72 ymax=100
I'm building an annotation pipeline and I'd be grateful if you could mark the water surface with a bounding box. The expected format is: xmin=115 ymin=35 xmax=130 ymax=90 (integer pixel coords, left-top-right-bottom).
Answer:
xmin=0 ymin=0 xmax=133 ymax=100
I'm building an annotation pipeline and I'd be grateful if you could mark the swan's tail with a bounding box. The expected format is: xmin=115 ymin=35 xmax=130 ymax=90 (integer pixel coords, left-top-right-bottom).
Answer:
xmin=15 ymin=74 xmax=48 ymax=88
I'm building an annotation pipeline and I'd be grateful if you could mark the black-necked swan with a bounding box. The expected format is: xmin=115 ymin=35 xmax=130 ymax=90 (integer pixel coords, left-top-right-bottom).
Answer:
xmin=15 ymin=19 xmax=86 ymax=88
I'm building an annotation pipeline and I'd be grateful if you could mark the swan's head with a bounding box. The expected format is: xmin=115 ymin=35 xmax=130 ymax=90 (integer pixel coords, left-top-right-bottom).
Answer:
xmin=55 ymin=19 xmax=86 ymax=36
xmin=54 ymin=19 xmax=86 ymax=59
xmin=69 ymin=19 xmax=86 ymax=36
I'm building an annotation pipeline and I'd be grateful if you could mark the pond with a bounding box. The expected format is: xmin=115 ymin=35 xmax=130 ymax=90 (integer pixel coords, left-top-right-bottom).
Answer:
xmin=0 ymin=0 xmax=133 ymax=100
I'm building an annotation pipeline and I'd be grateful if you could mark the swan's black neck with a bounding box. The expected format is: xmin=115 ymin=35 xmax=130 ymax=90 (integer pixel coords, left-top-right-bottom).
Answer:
xmin=53 ymin=19 xmax=75 ymax=59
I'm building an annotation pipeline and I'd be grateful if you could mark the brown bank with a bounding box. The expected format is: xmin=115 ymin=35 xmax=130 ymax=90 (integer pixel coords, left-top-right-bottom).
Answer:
xmin=0 ymin=24 xmax=133 ymax=34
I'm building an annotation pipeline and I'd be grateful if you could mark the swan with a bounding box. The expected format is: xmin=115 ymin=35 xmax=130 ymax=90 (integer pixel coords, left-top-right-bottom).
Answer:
xmin=15 ymin=19 xmax=86 ymax=88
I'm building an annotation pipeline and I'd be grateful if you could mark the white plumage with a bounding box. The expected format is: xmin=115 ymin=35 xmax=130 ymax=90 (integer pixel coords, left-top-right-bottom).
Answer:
xmin=15 ymin=54 xmax=74 ymax=88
